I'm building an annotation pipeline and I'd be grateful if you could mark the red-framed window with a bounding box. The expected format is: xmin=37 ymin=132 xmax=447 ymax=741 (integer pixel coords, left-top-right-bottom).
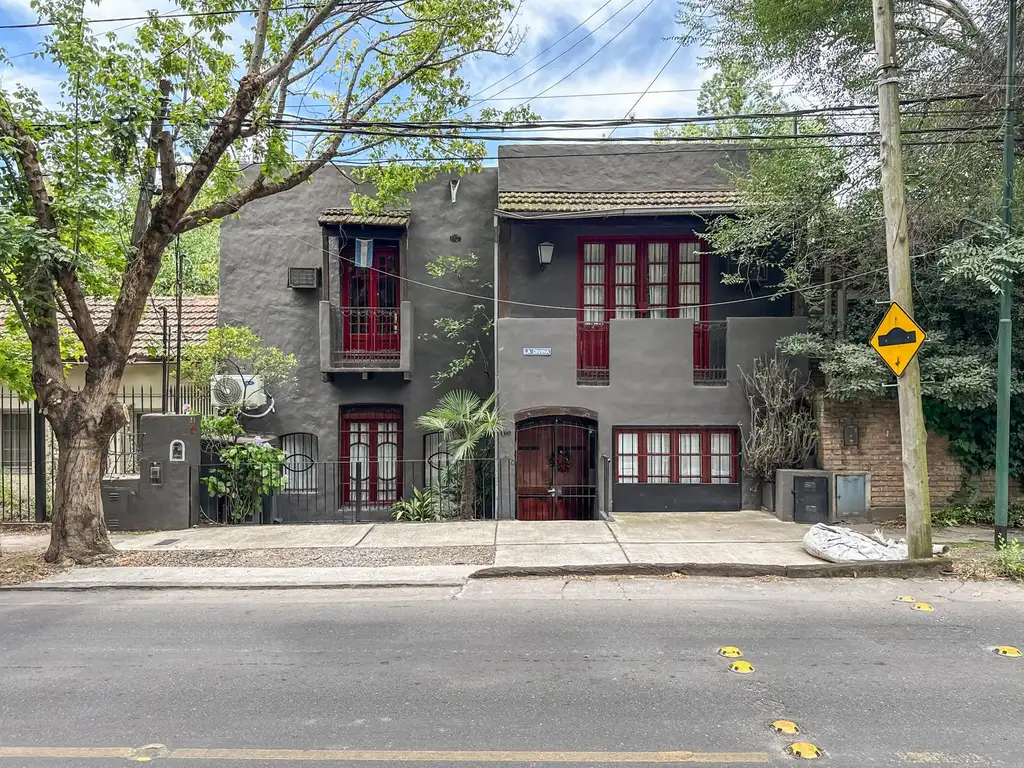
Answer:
xmin=576 ymin=237 xmax=708 ymax=322
xmin=340 ymin=240 xmax=400 ymax=354
xmin=339 ymin=405 xmax=403 ymax=504
xmin=614 ymin=428 xmax=739 ymax=485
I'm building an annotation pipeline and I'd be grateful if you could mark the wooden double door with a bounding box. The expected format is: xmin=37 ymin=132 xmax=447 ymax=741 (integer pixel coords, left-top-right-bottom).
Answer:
xmin=515 ymin=417 xmax=597 ymax=520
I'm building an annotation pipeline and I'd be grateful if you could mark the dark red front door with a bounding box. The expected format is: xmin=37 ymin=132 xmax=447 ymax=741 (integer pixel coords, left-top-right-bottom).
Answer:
xmin=341 ymin=243 xmax=400 ymax=358
xmin=515 ymin=418 xmax=596 ymax=520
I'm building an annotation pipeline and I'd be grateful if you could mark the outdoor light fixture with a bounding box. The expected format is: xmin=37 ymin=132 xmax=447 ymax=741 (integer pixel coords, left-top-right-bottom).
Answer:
xmin=537 ymin=242 xmax=554 ymax=270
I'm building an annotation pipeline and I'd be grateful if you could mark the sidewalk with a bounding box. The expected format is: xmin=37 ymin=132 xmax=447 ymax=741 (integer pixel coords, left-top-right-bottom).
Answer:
xmin=1 ymin=511 xmax=975 ymax=590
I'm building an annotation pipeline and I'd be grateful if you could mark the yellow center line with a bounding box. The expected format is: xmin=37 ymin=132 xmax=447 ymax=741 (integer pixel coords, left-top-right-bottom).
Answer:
xmin=0 ymin=746 xmax=770 ymax=764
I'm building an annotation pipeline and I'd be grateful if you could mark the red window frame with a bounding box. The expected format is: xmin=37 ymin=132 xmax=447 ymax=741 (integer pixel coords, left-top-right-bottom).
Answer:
xmin=575 ymin=236 xmax=709 ymax=322
xmin=339 ymin=405 xmax=404 ymax=504
xmin=614 ymin=427 xmax=739 ymax=484
xmin=340 ymin=241 xmax=401 ymax=354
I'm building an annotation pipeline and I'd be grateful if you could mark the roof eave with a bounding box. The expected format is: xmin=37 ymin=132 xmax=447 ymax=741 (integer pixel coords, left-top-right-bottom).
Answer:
xmin=494 ymin=204 xmax=739 ymax=220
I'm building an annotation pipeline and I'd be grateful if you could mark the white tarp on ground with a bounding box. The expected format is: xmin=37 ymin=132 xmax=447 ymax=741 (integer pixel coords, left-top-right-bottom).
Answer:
xmin=803 ymin=523 xmax=949 ymax=563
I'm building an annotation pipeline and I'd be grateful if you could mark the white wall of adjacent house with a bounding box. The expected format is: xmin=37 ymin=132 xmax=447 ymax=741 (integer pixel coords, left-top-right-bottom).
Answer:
xmin=1 ymin=362 xmax=169 ymax=478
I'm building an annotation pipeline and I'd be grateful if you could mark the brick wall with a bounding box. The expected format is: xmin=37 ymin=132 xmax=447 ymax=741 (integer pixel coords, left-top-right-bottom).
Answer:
xmin=817 ymin=397 xmax=1022 ymax=511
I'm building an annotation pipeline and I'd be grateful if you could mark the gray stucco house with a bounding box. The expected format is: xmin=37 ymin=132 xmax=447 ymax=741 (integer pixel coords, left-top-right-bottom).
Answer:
xmin=218 ymin=144 xmax=805 ymax=522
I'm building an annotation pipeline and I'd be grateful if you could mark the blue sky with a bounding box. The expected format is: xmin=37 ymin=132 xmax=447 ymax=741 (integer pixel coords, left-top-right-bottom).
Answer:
xmin=0 ymin=0 xmax=710 ymax=143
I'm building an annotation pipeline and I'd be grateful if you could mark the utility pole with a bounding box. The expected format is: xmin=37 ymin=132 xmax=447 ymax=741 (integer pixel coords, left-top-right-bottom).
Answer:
xmin=994 ymin=0 xmax=1018 ymax=549
xmin=130 ymin=79 xmax=171 ymax=253
xmin=871 ymin=0 xmax=933 ymax=559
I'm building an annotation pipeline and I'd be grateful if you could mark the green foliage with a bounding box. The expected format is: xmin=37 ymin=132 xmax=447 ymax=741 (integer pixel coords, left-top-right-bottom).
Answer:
xmin=0 ymin=314 xmax=82 ymax=400
xmin=994 ymin=540 xmax=1024 ymax=581
xmin=417 ymin=390 xmax=506 ymax=519
xmin=202 ymin=437 xmax=288 ymax=523
xmin=933 ymin=500 xmax=1024 ymax=530
xmin=200 ymin=413 xmax=246 ymax=443
xmin=923 ymin=399 xmax=1024 ymax=480
xmin=152 ymin=224 xmax=220 ymax=296
xmin=180 ymin=326 xmax=297 ymax=405
xmin=391 ymin=485 xmax=451 ymax=522
xmin=422 ymin=253 xmax=492 ymax=385
xmin=939 ymin=228 xmax=1024 ymax=294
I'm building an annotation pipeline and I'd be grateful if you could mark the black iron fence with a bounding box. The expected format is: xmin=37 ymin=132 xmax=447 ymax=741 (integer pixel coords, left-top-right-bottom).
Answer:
xmin=0 ymin=384 xmax=213 ymax=522
xmin=193 ymin=458 xmax=516 ymax=525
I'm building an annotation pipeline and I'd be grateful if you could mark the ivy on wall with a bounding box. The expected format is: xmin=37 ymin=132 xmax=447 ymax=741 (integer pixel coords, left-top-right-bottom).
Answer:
xmin=922 ymin=398 xmax=1024 ymax=480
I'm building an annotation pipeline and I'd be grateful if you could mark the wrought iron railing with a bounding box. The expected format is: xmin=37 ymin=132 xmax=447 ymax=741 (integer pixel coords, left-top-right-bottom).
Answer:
xmin=693 ymin=321 xmax=728 ymax=386
xmin=576 ymin=323 xmax=610 ymax=385
xmin=329 ymin=306 xmax=402 ymax=367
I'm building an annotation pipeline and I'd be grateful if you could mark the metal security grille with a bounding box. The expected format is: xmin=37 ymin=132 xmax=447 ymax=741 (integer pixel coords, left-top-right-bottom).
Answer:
xmin=515 ymin=417 xmax=597 ymax=520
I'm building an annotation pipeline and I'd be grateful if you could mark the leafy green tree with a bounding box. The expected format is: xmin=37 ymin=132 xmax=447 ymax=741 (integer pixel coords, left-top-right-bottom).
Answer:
xmin=416 ymin=390 xmax=506 ymax=520
xmin=1 ymin=0 xmax=529 ymax=562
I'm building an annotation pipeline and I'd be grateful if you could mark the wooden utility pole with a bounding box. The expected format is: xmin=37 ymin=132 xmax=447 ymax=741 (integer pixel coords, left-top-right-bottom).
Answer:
xmin=130 ymin=79 xmax=172 ymax=252
xmin=871 ymin=0 xmax=933 ymax=559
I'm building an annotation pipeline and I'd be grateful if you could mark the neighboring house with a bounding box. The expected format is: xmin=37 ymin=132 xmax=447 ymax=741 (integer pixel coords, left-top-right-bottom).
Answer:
xmin=217 ymin=144 xmax=806 ymax=522
xmin=0 ymin=296 xmax=218 ymax=506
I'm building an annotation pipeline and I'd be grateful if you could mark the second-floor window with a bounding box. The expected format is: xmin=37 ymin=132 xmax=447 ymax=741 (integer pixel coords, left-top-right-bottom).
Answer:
xmin=340 ymin=239 xmax=400 ymax=355
xmin=579 ymin=237 xmax=706 ymax=324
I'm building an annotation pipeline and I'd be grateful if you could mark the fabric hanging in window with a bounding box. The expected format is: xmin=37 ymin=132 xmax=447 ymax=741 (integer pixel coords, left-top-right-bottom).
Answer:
xmin=355 ymin=238 xmax=374 ymax=269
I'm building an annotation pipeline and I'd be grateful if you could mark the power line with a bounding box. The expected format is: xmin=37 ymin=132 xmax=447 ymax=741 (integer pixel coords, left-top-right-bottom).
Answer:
xmin=0 ymin=4 xmax=328 ymax=29
xmin=512 ymin=0 xmax=658 ymax=108
xmin=462 ymin=0 xmax=642 ymax=111
xmin=466 ymin=0 xmax=620 ymax=104
xmin=607 ymin=40 xmax=684 ymax=138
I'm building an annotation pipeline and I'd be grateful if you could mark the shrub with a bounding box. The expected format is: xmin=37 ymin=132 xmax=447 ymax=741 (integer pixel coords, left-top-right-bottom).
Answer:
xmin=933 ymin=499 xmax=1024 ymax=529
xmin=392 ymin=485 xmax=450 ymax=522
xmin=994 ymin=540 xmax=1024 ymax=581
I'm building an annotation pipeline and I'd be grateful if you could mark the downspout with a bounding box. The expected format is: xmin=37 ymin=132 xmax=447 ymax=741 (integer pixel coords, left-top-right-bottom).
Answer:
xmin=492 ymin=213 xmax=500 ymax=403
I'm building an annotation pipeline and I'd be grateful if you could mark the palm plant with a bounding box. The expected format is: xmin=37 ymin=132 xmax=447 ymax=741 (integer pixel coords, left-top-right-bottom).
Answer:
xmin=416 ymin=390 xmax=507 ymax=520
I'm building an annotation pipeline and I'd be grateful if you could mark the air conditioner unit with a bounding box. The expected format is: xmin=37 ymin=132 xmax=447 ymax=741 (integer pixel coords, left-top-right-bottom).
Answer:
xmin=210 ymin=374 xmax=267 ymax=410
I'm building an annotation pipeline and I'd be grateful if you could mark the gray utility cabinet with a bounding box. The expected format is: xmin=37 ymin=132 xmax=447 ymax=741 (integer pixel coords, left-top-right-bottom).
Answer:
xmin=766 ymin=469 xmax=870 ymax=523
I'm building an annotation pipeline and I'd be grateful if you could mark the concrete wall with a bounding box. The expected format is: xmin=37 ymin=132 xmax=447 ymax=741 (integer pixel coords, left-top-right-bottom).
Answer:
xmin=219 ymin=168 xmax=497 ymax=474
xmin=496 ymin=315 xmax=807 ymax=516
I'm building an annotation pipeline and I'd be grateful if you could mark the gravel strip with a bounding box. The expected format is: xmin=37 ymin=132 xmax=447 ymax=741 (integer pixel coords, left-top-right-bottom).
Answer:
xmin=111 ymin=546 xmax=495 ymax=568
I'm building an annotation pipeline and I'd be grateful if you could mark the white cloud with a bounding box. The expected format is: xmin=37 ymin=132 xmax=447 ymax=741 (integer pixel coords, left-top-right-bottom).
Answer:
xmin=0 ymin=62 xmax=64 ymax=105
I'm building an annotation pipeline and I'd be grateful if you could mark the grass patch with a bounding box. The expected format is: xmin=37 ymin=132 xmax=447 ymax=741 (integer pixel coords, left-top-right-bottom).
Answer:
xmin=948 ymin=538 xmax=1024 ymax=581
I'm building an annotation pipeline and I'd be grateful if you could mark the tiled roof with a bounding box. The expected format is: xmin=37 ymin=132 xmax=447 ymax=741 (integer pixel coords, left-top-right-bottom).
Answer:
xmin=1 ymin=296 xmax=218 ymax=361
xmin=318 ymin=207 xmax=411 ymax=227
xmin=497 ymin=190 xmax=741 ymax=213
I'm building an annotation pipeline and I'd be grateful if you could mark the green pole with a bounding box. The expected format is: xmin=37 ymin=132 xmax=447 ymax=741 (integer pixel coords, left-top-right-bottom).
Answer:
xmin=995 ymin=0 xmax=1017 ymax=549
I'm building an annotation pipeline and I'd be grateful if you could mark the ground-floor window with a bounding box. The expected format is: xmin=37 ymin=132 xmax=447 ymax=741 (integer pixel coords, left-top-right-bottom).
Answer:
xmin=615 ymin=427 xmax=738 ymax=484
xmin=0 ymin=411 xmax=31 ymax=468
xmin=280 ymin=432 xmax=319 ymax=492
xmin=340 ymin=405 xmax=403 ymax=504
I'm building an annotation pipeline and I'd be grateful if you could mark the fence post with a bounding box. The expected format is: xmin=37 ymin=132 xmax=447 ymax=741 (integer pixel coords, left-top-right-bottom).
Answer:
xmin=32 ymin=400 xmax=47 ymax=523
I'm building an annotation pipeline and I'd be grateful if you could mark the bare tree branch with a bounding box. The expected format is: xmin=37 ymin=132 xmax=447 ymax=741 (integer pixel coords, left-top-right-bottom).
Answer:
xmin=247 ymin=0 xmax=275 ymax=76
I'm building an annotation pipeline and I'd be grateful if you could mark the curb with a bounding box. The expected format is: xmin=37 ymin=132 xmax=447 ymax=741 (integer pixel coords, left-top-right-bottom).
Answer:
xmin=0 ymin=580 xmax=468 ymax=592
xmin=468 ymin=557 xmax=953 ymax=580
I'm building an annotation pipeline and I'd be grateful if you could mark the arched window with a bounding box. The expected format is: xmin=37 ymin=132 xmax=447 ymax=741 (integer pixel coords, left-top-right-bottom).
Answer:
xmin=280 ymin=432 xmax=319 ymax=492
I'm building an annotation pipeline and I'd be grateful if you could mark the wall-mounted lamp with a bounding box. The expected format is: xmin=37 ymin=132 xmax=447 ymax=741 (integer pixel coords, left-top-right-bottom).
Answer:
xmin=537 ymin=242 xmax=554 ymax=271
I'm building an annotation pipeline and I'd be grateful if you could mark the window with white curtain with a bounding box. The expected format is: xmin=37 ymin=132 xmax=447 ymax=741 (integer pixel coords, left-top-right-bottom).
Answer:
xmin=577 ymin=237 xmax=704 ymax=320
xmin=341 ymin=406 xmax=403 ymax=504
xmin=614 ymin=428 xmax=737 ymax=484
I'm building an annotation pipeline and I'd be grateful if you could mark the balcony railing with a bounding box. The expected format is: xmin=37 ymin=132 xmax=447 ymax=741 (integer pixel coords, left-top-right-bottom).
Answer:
xmin=320 ymin=302 xmax=412 ymax=373
xmin=693 ymin=321 xmax=728 ymax=386
xmin=576 ymin=323 xmax=610 ymax=386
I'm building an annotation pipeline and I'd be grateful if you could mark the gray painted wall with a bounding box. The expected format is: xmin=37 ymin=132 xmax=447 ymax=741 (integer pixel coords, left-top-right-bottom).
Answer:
xmin=498 ymin=144 xmax=745 ymax=192
xmin=219 ymin=168 xmax=497 ymax=478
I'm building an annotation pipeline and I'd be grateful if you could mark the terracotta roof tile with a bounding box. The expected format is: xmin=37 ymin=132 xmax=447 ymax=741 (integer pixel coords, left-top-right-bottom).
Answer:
xmin=497 ymin=190 xmax=740 ymax=213
xmin=318 ymin=207 xmax=410 ymax=227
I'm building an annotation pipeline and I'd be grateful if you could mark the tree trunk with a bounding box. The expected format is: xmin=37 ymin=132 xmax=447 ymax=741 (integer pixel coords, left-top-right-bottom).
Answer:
xmin=458 ymin=460 xmax=477 ymax=520
xmin=45 ymin=431 xmax=118 ymax=564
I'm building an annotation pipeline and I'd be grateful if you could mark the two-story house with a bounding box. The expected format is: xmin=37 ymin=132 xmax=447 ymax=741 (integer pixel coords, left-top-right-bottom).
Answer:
xmin=217 ymin=143 xmax=805 ymax=523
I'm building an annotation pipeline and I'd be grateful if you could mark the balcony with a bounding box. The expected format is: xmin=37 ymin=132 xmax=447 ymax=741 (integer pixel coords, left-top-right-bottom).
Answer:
xmin=319 ymin=301 xmax=412 ymax=374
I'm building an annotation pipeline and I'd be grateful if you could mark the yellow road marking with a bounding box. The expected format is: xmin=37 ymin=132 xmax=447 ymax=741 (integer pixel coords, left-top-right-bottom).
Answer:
xmin=0 ymin=747 xmax=134 ymax=759
xmin=0 ymin=746 xmax=770 ymax=764
xmin=167 ymin=748 xmax=770 ymax=763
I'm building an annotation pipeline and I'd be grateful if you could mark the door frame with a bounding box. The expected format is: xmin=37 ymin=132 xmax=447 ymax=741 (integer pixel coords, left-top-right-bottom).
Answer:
xmin=514 ymin=415 xmax=598 ymax=520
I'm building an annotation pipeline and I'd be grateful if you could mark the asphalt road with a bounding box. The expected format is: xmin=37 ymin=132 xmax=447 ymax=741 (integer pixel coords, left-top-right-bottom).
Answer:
xmin=0 ymin=577 xmax=1022 ymax=768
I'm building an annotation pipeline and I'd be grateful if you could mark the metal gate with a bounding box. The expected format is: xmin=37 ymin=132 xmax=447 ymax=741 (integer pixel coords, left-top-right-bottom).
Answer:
xmin=515 ymin=416 xmax=597 ymax=520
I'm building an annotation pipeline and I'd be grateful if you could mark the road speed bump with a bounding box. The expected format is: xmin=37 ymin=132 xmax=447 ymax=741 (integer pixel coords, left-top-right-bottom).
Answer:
xmin=718 ymin=646 xmax=743 ymax=658
xmin=729 ymin=660 xmax=754 ymax=674
xmin=786 ymin=742 xmax=822 ymax=759
xmin=910 ymin=602 xmax=934 ymax=612
xmin=993 ymin=646 xmax=1022 ymax=658
xmin=770 ymin=720 xmax=800 ymax=735
xmin=895 ymin=595 xmax=916 ymax=603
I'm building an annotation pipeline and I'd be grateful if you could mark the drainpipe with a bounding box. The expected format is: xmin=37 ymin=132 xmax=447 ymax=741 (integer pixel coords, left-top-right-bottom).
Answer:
xmin=492 ymin=213 xmax=500 ymax=403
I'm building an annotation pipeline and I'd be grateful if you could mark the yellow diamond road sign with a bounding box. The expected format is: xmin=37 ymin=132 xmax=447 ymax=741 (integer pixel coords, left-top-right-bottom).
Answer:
xmin=870 ymin=301 xmax=926 ymax=378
